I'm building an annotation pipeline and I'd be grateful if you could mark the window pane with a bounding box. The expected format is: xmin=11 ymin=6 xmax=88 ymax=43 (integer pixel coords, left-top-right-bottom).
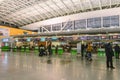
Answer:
xmin=103 ymin=16 xmax=110 ymax=27
xmin=94 ymin=17 xmax=101 ymax=28
xmin=75 ymin=19 xmax=86 ymax=30
xmin=111 ymin=15 xmax=119 ymax=26
xmin=52 ymin=23 xmax=61 ymax=31
xmin=62 ymin=21 xmax=74 ymax=30
xmin=87 ymin=18 xmax=94 ymax=28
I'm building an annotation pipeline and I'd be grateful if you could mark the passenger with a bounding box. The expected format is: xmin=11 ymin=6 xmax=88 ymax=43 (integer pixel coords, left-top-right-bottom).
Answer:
xmin=55 ymin=45 xmax=58 ymax=55
xmin=114 ymin=44 xmax=120 ymax=59
xmin=47 ymin=41 xmax=52 ymax=56
xmin=68 ymin=44 xmax=72 ymax=53
xmin=86 ymin=43 xmax=93 ymax=61
xmin=105 ymin=43 xmax=115 ymax=69
xmin=81 ymin=44 xmax=85 ymax=58
xmin=39 ymin=44 xmax=46 ymax=56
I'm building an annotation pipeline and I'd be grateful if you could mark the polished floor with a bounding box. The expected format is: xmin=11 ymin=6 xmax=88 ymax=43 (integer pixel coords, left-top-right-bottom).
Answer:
xmin=0 ymin=52 xmax=120 ymax=80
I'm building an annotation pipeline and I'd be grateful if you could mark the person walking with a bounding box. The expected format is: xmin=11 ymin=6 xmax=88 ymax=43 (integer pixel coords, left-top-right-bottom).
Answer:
xmin=105 ymin=43 xmax=115 ymax=69
xmin=86 ymin=43 xmax=93 ymax=61
xmin=47 ymin=41 xmax=52 ymax=56
xmin=114 ymin=44 xmax=120 ymax=59
xmin=81 ymin=44 xmax=85 ymax=58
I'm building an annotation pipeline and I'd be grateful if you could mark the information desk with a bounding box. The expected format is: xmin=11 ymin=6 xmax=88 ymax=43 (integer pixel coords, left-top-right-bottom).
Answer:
xmin=1 ymin=46 xmax=10 ymax=51
xmin=13 ymin=46 xmax=17 ymax=52
xmin=58 ymin=48 xmax=63 ymax=55
xmin=98 ymin=48 xmax=105 ymax=56
xmin=71 ymin=48 xmax=77 ymax=55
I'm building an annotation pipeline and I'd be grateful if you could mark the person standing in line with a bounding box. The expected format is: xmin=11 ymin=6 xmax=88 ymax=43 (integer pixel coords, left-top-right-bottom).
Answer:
xmin=47 ymin=41 xmax=52 ymax=56
xmin=81 ymin=44 xmax=85 ymax=58
xmin=86 ymin=43 xmax=93 ymax=61
xmin=105 ymin=43 xmax=115 ymax=69
xmin=114 ymin=44 xmax=120 ymax=59
xmin=55 ymin=45 xmax=58 ymax=55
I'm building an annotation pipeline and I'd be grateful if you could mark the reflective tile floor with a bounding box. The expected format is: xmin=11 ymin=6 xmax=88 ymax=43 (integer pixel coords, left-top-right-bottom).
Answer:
xmin=0 ymin=52 xmax=120 ymax=80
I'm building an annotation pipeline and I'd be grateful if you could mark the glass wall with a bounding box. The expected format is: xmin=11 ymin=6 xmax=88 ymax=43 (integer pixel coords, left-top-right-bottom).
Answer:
xmin=75 ymin=19 xmax=86 ymax=30
xmin=103 ymin=15 xmax=119 ymax=27
xmin=103 ymin=16 xmax=111 ymax=27
xmin=40 ymin=15 xmax=120 ymax=32
xmin=110 ymin=15 xmax=119 ymax=26
xmin=43 ymin=25 xmax=51 ymax=32
xmin=62 ymin=21 xmax=74 ymax=31
xmin=52 ymin=23 xmax=61 ymax=31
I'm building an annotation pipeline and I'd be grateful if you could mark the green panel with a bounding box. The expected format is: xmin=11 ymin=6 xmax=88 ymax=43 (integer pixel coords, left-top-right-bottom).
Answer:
xmin=71 ymin=49 xmax=77 ymax=55
xmin=34 ymin=47 xmax=39 ymax=55
xmin=13 ymin=48 xmax=17 ymax=52
xmin=98 ymin=49 xmax=105 ymax=56
xmin=52 ymin=49 xmax=55 ymax=55
xmin=1 ymin=46 xmax=10 ymax=51
xmin=26 ymin=47 xmax=30 ymax=53
xmin=58 ymin=49 xmax=63 ymax=55
xmin=21 ymin=47 xmax=25 ymax=52
xmin=13 ymin=46 xmax=17 ymax=52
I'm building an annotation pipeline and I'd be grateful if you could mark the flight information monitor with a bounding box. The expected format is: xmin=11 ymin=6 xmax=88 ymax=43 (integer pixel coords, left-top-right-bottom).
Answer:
xmin=2 ymin=38 xmax=9 ymax=42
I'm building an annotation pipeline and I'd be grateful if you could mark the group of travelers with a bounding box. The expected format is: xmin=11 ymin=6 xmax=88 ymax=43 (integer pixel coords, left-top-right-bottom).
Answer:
xmin=39 ymin=41 xmax=52 ymax=56
xmin=81 ymin=42 xmax=120 ymax=69
xmin=81 ymin=42 xmax=94 ymax=61
xmin=39 ymin=40 xmax=120 ymax=69
xmin=105 ymin=43 xmax=120 ymax=69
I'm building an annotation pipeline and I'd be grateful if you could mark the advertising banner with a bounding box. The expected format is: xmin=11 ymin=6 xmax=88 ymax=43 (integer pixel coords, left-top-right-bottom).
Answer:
xmin=0 ymin=28 xmax=9 ymax=36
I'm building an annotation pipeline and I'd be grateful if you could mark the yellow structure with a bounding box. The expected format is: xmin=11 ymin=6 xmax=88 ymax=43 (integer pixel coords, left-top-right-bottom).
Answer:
xmin=0 ymin=26 xmax=35 ymax=36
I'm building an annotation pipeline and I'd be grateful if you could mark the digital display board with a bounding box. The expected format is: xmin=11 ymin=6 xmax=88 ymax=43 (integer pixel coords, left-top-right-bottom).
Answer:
xmin=112 ymin=35 xmax=118 ymax=39
xmin=94 ymin=36 xmax=100 ymax=40
xmin=52 ymin=37 xmax=58 ymax=41
xmin=80 ymin=36 xmax=87 ymax=40
xmin=87 ymin=36 xmax=94 ymax=40
xmin=59 ymin=37 xmax=64 ymax=41
xmin=101 ymin=36 xmax=107 ymax=39
xmin=67 ymin=37 xmax=73 ymax=41
xmin=41 ymin=37 xmax=45 ymax=41
xmin=27 ymin=38 xmax=31 ymax=42
xmin=2 ymin=38 xmax=9 ymax=42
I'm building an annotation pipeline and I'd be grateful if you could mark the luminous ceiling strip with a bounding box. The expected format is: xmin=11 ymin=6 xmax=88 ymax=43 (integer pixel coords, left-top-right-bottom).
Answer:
xmin=110 ymin=0 xmax=112 ymax=8
xmin=98 ymin=0 xmax=102 ymax=10
xmin=45 ymin=2 xmax=61 ymax=17
xmin=79 ymin=0 xmax=84 ymax=11
xmin=0 ymin=14 xmax=23 ymax=25
xmin=88 ymin=0 xmax=93 ymax=10
xmin=37 ymin=3 xmax=54 ymax=18
xmin=70 ymin=0 xmax=77 ymax=13
xmin=60 ymin=0 xmax=74 ymax=14
xmin=25 ymin=8 xmax=42 ymax=23
xmin=33 ymin=6 xmax=46 ymax=20
xmin=51 ymin=0 xmax=66 ymax=16
xmin=13 ymin=14 xmax=33 ymax=25
xmin=2 ymin=17 xmax=25 ymax=26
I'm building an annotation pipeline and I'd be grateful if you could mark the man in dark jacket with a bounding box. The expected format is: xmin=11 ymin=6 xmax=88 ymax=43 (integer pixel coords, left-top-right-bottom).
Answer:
xmin=81 ymin=44 xmax=85 ymax=58
xmin=114 ymin=44 xmax=120 ymax=59
xmin=105 ymin=43 xmax=115 ymax=69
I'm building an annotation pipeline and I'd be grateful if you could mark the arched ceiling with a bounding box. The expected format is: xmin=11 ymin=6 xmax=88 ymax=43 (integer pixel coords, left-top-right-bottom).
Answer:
xmin=0 ymin=0 xmax=120 ymax=27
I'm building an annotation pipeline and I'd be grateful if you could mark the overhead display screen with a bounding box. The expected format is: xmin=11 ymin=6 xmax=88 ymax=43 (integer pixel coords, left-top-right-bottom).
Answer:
xmin=27 ymin=38 xmax=31 ymax=42
xmin=80 ymin=36 xmax=87 ymax=40
xmin=2 ymin=38 xmax=9 ymax=42
xmin=67 ymin=37 xmax=73 ymax=41
xmin=41 ymin=37 xmax=45 ymax=41
xmin=52 ymin=37 xmax=58 ymax=41
xmin=112 ymin=35 xmax=118 ymax=39
xmin=59 ymin=37 xmax=64 ymax=41
xmin=87 ymin=36 xmax=94 ymax=40
xmin=101 ymin=35 xmax=110 ymax=40
xmin=94 ymin=36 xmax=100 ymax=40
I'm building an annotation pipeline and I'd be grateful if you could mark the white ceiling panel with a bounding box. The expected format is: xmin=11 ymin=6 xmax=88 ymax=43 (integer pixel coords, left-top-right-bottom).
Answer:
xmin=0 ymin=0 xmax=119 ymax=28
